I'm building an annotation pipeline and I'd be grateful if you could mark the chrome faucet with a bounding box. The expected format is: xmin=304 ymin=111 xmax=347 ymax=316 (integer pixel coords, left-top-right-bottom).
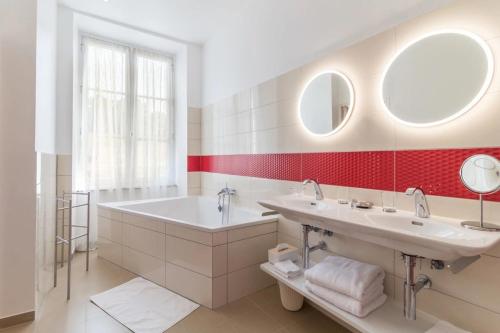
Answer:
xmin=303 ymin=179 xmax=324 ymax=200
xmin=217 ymin=186 xmax=236 ymax=212
xmin=405 ymin=187 xmax=430 ymax=218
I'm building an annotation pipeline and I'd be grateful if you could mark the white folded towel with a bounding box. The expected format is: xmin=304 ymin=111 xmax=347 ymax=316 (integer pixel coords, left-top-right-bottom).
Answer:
xmin=304 ymin=256 xmax=385 ymax=301
xmin=305 ymin=281 xmax=386 ymax=318
xmin=425 ymin=321 xmax=471 ymax=333
xmin=272 ymin=260 xmax=301 ymax=279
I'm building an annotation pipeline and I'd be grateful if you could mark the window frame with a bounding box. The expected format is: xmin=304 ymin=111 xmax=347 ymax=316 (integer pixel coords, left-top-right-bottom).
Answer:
xmin=77 ymin=33 xmax=176 ymax=190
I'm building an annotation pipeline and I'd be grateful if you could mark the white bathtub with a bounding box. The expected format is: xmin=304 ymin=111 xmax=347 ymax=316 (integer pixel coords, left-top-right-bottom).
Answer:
xmin=97 ymin=196 xmax=278 ymax=308
xmin=99 ymin=196 xmax=277 ymax=231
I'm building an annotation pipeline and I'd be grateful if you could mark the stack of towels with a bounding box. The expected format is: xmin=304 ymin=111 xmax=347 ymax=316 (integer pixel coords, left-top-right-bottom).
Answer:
xmin=304 ymin=256 xmax=387 ymax=318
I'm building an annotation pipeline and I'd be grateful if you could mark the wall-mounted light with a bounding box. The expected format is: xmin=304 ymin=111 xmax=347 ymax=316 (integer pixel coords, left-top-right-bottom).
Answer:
xmin=380 ymin=29 xmax=494 ymax=127
xmin=298 ymin=70 xmax=355 ymax=137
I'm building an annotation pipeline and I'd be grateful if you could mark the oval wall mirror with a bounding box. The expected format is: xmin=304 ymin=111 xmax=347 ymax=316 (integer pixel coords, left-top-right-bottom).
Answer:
xmin=460 ymin=154 xmax=500 ymax=194
xmin=299 ymin=71 xmax=354 ymax=136
xmin=382 ymin=30 xmax=493 ymax=127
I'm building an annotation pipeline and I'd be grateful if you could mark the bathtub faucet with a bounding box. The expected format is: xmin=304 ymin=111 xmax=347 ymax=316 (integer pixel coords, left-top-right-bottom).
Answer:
xmin=217 ymin=186 xmax=237 ymax=212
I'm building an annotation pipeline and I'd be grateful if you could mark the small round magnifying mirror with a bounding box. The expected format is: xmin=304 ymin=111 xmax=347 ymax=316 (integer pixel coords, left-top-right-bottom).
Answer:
xmin=460 ymin=154 xmax=500 ymax=231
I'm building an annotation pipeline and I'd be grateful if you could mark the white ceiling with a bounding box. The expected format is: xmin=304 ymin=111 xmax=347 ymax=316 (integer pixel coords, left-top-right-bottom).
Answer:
xmin=59 ymin=0 xmax=453 ymax=45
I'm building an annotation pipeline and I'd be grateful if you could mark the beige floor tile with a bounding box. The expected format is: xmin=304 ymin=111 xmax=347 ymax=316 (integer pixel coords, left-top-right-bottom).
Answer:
xmin=246 ymin=286 xmax=350 ymax=333
xmin=1 ymin=252 xmax=352 ymax=333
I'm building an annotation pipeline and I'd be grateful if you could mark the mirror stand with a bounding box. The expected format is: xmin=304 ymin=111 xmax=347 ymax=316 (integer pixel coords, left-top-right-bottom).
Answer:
xmin=461 ymin=194 xmax=500 ymax=232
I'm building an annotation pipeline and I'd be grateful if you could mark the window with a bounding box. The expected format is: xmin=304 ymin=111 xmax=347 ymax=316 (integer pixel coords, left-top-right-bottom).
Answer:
xmin=75 ymin=37 xmax=174 ymax=191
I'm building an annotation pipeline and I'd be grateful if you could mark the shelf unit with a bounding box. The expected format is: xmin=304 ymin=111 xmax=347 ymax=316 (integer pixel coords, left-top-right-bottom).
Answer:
xmin=261 ymin=262 xmax=438 ymax=333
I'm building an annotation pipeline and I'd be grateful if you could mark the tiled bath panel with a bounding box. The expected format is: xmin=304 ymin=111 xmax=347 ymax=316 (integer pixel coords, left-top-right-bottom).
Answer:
xmin=193 ymin=1 xmax=500 ymax=331
xmin=97 ymin=207 xmax=277 ymax=309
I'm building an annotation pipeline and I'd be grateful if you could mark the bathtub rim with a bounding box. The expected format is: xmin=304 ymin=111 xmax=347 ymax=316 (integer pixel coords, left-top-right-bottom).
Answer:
xmin=97 ymin=195 xmax=278 ymax=232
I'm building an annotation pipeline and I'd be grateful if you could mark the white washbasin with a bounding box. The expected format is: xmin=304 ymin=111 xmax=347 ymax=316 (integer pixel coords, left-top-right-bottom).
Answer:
xmin=268 ymin=196 xmax=332 ymax=211
xmin=258 ymin=195 xmax=500 ymax=260
xmin=365 ymin=213 xmax=468 ymax=239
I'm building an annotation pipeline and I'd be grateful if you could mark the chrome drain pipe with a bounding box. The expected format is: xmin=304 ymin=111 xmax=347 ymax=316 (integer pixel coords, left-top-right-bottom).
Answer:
xmin=403 ymin=254 xmax=431 ymax=320
xmin=302 ymin=225 xmax=328 ymax=269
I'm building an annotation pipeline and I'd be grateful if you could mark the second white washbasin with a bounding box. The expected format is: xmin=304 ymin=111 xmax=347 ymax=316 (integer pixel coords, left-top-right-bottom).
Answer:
xmin=365 ymin=213 xmax=470 ymax=239
xmin=258 ymin=195 xmax=500 ymax=260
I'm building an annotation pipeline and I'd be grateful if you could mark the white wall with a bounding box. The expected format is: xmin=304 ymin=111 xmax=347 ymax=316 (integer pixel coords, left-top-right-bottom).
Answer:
xmin=0 ymin=0 xmax=37 ymax=319
xmin=55 ymin=6 xmax=75 ymax=155
xmin=35 ymin=0 xmax=58 ymax=153
xmin=201 ymin=0 xmax=453 ymax=106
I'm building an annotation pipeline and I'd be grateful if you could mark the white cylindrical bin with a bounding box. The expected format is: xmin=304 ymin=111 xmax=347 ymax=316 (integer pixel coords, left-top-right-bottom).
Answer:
xmin=278 ymin=282 xmax=304 ymax=311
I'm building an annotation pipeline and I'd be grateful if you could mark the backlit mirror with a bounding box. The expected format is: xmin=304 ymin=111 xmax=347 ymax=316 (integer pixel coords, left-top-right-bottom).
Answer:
xmin=382 ymin=31 xmax=493 ymax=126
xmin=299 ymin=71 xmax=354 ymax=136
xmin=460 ymin=154 xmax=500 ymax=194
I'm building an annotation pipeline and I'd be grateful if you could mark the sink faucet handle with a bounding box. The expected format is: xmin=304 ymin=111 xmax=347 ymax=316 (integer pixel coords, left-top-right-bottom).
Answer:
xmin=405 ymin=187 xmax=430 ymax=218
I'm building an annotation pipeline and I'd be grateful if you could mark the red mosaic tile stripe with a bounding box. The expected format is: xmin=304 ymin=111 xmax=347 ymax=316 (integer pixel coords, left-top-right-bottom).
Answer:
xmin=302 ymin=151 xmax=394 ymax=190
xmin=248 ymin=154 xmax=302 ymax=181
xmin=187 ymin=155 xmax=201 ymax=172
xmin=189 ymin=147 xmax=500 ymax=202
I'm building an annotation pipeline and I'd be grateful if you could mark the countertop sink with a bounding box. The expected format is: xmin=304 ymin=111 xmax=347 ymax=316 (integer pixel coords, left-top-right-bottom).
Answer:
xmin=258 ymin=195 xmax=500 ymax=260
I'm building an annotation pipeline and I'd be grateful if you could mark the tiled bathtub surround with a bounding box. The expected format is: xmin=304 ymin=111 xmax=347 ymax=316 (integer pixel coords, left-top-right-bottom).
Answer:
xmin=195 ymin=1 xmax=500 ymax=331
xmin=97 ymin=207 xmax=277 ymax=308
xmin=189 ymin=147 xmax=500 ymax=202
xmin=188 ymin=108 xmax=202 ymax=195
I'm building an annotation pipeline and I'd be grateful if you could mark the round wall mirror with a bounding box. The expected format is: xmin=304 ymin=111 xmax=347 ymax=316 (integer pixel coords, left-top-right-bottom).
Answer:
xmin=460 ymin=154 xmax=500 ymax=194
xmin=382 ymin=30 xmax=493 ymax=127
xmin=299 ymin=71 xmax=354 ymax=136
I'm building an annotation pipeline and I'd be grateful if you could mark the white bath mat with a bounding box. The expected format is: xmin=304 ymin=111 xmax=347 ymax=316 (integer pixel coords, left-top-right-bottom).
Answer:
xmin=90 ymin=277 xmax=199 ymax=333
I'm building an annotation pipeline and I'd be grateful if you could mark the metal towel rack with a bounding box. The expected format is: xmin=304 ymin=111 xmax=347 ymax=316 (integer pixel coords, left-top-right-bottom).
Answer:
xmin=54 ymin=191 xmax=90 ymax=300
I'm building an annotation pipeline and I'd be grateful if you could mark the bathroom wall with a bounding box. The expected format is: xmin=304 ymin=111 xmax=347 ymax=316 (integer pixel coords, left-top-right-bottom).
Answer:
xmin=35 ymin=153 xmax=57 ymax=307
xmin=201 ymin=0 xmax=453 ymax=106
xmin=35 ymin=0 xmax=58 ymax=154
xmin=188 ymin=107 xmax=202 ymax=195
xmin=0 ymin=0 xmax=37 ymax=321
xmin=192 ymin=1 xmax=500 ymax=332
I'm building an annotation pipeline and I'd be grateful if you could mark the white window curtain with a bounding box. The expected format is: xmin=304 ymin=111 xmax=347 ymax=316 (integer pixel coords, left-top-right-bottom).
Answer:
xmin=74 ymin=37 xmax=175 ymax=249
xmin=131 ymin=50 xmax=175 ymax=188
xmin=76 ymin=38 xmax=130 ymax=191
